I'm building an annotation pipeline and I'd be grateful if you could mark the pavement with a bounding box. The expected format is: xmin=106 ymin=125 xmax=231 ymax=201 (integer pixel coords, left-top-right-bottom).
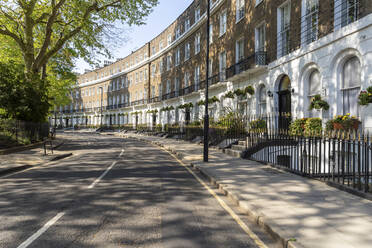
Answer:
xmin=0 ymin=137 xmax=71 ymax=176
xmin=124 ymin=132 xmax=372 ymax=248
xmin=0 ymin=132 xmax=277 ymax=248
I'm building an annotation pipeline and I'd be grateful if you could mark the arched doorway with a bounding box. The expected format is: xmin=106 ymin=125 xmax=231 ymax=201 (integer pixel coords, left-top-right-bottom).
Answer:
xmin=278 ymin=75 xmax=291 ymax=129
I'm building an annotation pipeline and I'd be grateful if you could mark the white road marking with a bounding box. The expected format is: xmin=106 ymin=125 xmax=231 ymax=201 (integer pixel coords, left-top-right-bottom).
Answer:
xmin=88 ymin=161 xmax=117 ymax=189
xmin=17 ymin=212 xmax=65 ymax=248
xmin=162 ymin=148 xmax=268 ymax=248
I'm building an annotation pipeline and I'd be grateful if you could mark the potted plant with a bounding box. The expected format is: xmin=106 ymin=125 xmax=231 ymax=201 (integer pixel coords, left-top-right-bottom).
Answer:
xmin=332 ymin=114 xmax=360 ymax=130
xmin=309 ymin=94 xmax=329 ymax=111
xmin=224 ymin=91 xmax=235 ymax=99
xmin=358 ymin=86 xmax=372 ymax=105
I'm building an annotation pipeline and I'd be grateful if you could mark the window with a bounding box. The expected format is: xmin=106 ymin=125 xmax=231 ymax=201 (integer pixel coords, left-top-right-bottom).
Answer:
xmin=219 ymin=51 xmax=226 ymax=81
xmin=185 ymin=43 xmax=190 ymax=61
xmin=209 ymin=24 xmax=213 ymax=44
xmin=167 ymin=55 xmax=172 ymax=70
xmin=151 ymin=86 xmax=155 ymax=98
xmin=194 ymin=66 xmax=200 ymax=90
xmin=278 ymin=2 xmax=291 ymax=57
xmin=175 ymin=48 xmax=180 ymax=66
xmin=158 ymin=84 xmax=162 ymax=97
xmin=219 ymin=10 xmax=227 ymax=36
xmin=335 ymin=0 xmax=360 ymax=29
xmin=195 ymin=7 xmax=201 ymax=21
xmin=144 ymin=69 xmax=148 ymax=80
xmin=184 ymin=72 xmax=190 ymax=87
xmin=301 ymin=0 xmax=319 ymax=46
xmin=152 ymin=46 xmax=156 ymax=55
xmin=195 ymin=34 xmax=201 ymax=54
xmin=151 ymin=64 xmax=156 ymax=77
xmin=236 ymin=39 xmax=244 ymax=63
xmin=159 ymin=40 xmax=164 ymax=50
xmin=167 ymin=34 xmax=172 ymax=45
xmin=159 ymin=60 xmax=163 ymax=73
xmin=255 ymin=24 xmax=265 ymax=52
xmin=139 ymin=71 xmax=143 ymax=82
xmin=135 ymin=72 xmax=139 ymax=83
xmin=166 ymin=80 xmax=171 ymax=93
xmin=258 ymin=85 xmax=267 ymax=115
xmin=308 ymin=70 xmax=321 ymax=116
xmin=236 ymin=0 xmax=245 ymax=22
xmin=342 ymin=57 xmax=361 ymax=116
xmin=176 ymin=27 xmax=181 ymax=39
xmin=185 ymin=18 xmax=190 ymax=31
xmin=175 ymin=77 xmax=180 ymax=96
xmin=208 ymin=59 xmax=213 ymax=78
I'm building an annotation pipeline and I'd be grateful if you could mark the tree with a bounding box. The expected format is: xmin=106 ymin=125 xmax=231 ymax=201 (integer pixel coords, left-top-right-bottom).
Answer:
xmin=0 ymin=0 xmax=158 ymax=80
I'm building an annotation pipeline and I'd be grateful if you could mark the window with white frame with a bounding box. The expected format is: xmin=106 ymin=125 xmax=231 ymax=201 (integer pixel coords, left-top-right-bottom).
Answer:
xmin=209 ymin=24 xmax=213 ymax=44
xmin=176 ymin=27 xmax=181 ymax=39
xmin=219 ymin=51 xmax=226 ymax=81
xmin=301 ymin=0 xmax=319 ymax=46
xmin=185 ymin=18 xmax=190 ymax=31
xmin=334 ymin=0 xmax=359 ymax=29
xmin=194 ymin=66 xmax=200 ymax=90
xmin=151 ymin=85 xmax=155 ymax=98
xmin=166 ymin=80 xmax=171 ymax=94
xmin=151 ymin=64 xmax=156 ymax=77
xmin=342 ymin=56 xmax=361 ymax=116
xmin=175 ymin=77 xmax=180 ymax=96
xmin=195 ymin=34 xmax=201 ymax=54
xmin=278 ymin=2 xmax=291 ymax=58
xmin=167 ymin=34 xmax=172 ymax=45
xmin=308 ymin=70 xmax=321 ymax=116
xmin=159 ymin=40 xmax=164 ymax=50
xmin=158 ymin=84 xmax=162 ymax=97
xmin=135 ymin=72 xmax=139 ymax=83
xmin=184 ymin=71 xmax=190 ymax=87
xmin=167 ymin=55 xmax=172 ymax=70
xmin=236 ymin=0 xmax=245 ymax=22
xmin=139 ymin=71 xmax=143 ymax=82
xmin=185 ymin=43 xmax=190 ymax=61
xmin=175 ymin=48 xmax=180 ymax=66
xmin=219 ymin=10 xmax=227 ymax=36
xmin=208 ymin=59 xmax=213 ymax=78
xmin=144 ymin=68 xmax=148 ymax=80
xmin=159 ymin=60 xmax=163 ymax=73
xmin=152 ymin=46 xmax=156 ymax=55
xmin=195 ymin=6 xmax=201 ymax=21
xmin=255 ymin=23 xmax=265 ymax=52
xmin=236 ymin=39 xmax=244 ymax=63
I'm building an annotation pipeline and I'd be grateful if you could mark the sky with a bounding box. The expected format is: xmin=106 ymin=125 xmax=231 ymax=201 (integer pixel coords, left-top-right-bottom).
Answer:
xmin=75 ymin=0 xmax=193 ymax=74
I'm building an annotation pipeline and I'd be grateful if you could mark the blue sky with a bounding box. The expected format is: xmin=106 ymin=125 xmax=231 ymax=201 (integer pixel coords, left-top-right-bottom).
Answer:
xmin=75 ymin=0 xmax=193 ymax=73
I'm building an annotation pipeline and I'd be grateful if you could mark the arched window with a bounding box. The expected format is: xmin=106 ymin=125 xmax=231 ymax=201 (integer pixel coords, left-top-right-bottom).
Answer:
xmin=258 ymin=85 xmax=267 ymax=115
xmin=308 ymin=70 xmax=321 ymax=116
xmin=342 ymin=56 xmax=361 ymax=115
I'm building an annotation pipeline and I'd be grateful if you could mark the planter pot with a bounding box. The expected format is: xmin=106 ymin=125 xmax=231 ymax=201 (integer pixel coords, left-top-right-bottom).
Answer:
xmin=333 ymin=123 xmax=343 ymax=130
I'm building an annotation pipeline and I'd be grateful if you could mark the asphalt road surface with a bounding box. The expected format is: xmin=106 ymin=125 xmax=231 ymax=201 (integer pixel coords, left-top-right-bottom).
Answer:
xmin=0 ymin=132 xmax=278 ymax=248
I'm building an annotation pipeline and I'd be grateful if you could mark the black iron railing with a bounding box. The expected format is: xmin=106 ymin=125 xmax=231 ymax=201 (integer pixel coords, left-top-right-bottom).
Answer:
xmin=226 ymin=51 xmax=267 ymax=79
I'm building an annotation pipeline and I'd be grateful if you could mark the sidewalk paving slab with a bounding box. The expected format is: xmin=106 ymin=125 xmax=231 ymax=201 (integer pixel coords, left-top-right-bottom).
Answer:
xmin=124 ymin=132 xmax=372 ymax=248
xmin=0 ymin=138 xmax=71 ymax=176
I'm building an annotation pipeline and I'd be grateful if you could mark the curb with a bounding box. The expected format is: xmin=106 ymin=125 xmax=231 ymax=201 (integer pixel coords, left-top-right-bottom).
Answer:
xmin=130 ymin=135 xmax=300 ymax=248
xmin=0 ymin=141 xmax=44 ymax=155
xmin=0 ymin=153 xmax=73 ymax=177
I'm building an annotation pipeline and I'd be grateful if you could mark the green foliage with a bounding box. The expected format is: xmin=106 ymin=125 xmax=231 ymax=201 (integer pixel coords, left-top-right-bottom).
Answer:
xmin=160 ymin=106 xmax=174 ymax=111
xmin=289 ymin=118 xmax=308 ymax=136
xmin=234 ymin=88 xmax=245 ymax=97
xmin=249 ymin=119 xmax=267 ymax=129
xmin=224 ymin=91 xmax=235 ymax=98
xmin=331 ymin=113 xmax=360 ymax=130
xmin=0 ymin=61 xmax=50 ymax=122
xmin=178 ymin=103 xmax=194 ymax=109
xmin=290 ymin=118 xmax=323 ymax=136
xmin=197 ymin=100 xmax=205 ymax=106
xmin=304 ymin=118 xmax=322 ymax=136
xmin=244 ymin=85 xmax=255 ymax=95
xmin=309 ymin=95 xmax=329 ymax=111
xmin=358 ymin=87 xmax=372 ymax=105
xmin=208 ymin=96 xmax=220 ymax=104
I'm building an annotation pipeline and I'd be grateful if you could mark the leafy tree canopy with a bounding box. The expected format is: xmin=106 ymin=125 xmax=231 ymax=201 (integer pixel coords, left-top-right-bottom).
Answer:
xmin=0 ymin=0 xmax=158 ymax=78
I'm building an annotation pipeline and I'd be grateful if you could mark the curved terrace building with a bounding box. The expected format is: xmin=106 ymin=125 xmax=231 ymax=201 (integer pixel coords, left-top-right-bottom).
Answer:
xmin=53 ymin=0 xmax=372 ymax=131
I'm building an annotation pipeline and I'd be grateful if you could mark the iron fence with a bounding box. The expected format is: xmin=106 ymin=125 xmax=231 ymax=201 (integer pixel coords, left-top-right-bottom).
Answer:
xmin=0 ymin=119 xmax=50 ymax=148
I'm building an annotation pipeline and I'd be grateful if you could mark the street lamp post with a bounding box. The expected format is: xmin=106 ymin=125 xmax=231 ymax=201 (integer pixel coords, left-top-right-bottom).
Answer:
xmin=99 ymin=86 xmax=103 ymax=127
xmin=203 ymin=0 xmax=210 ymax=162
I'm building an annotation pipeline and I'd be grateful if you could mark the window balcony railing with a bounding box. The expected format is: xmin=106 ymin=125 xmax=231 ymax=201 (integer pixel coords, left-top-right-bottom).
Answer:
xmin=149 ymin=96 xmax=161 ymax=103
xmin=300 ymin=6 xmax=319 ymax=46
xmin=226 ymin=51 xmax=267 ymax=79
xmin=118 ymin=102 xmax=130 ymax=108
xmin=334 ymin=0 xmax=360 ymax=30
